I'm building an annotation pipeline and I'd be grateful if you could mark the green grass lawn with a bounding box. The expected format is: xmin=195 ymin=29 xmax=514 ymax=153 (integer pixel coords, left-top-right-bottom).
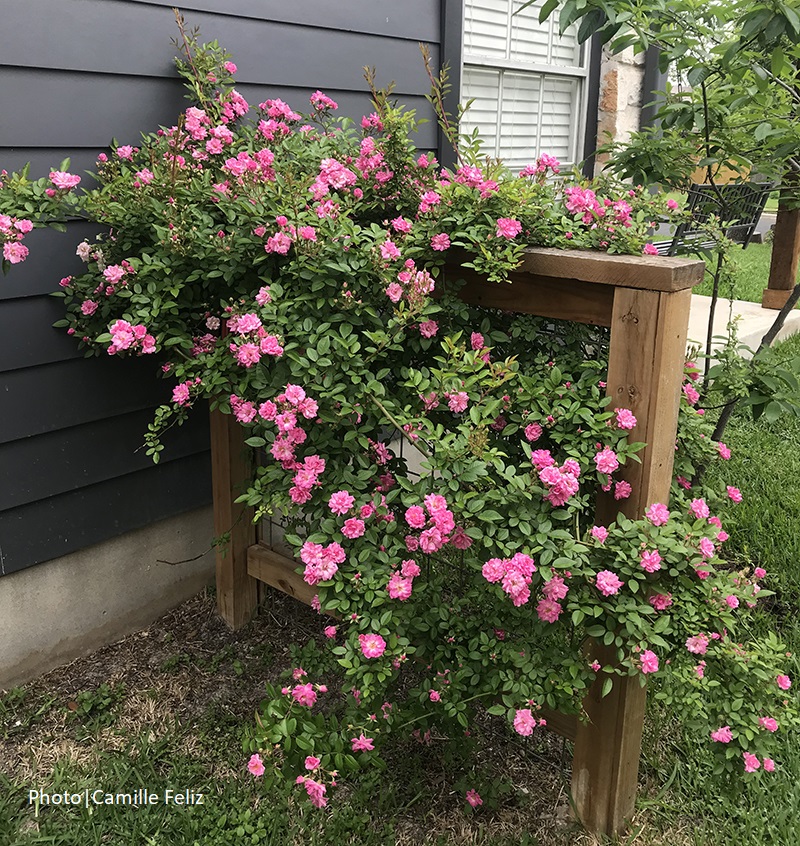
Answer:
xmin=692 ymin=242 xmax=776 ymax=303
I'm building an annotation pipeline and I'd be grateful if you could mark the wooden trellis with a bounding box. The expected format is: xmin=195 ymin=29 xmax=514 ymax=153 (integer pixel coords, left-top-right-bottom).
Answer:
xmin=209 ymin=246 xmax=705 ymax=836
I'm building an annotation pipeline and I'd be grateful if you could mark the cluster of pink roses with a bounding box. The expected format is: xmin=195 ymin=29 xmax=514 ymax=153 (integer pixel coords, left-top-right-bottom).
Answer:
xmin=482 ymin=552 xmax=537 ymax=607
xmin=0 ymin=213 xmax=32 ymax=265
xmin=107 ymin=319 xmax=156 ymax=355
xmin=386 ymin=558 xmax=421 ymax=601
xmin=531 ymin=450 xmax=581 ymax=507
xmin=404 ymin=494 xmax=468 ymax=555
xmin=300 ymin=539 xmax=346 ymax=586
xmin=226 ymin=311 xmax=284 ymax=367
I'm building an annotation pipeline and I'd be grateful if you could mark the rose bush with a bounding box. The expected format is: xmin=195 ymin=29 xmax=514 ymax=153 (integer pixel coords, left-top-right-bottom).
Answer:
xmin=1 ymin=27 xmax=796 ymax=808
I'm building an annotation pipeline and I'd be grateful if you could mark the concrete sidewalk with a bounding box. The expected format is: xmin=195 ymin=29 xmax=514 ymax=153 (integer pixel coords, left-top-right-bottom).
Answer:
xmin=687 ymin=293 xmax=800 ymax=356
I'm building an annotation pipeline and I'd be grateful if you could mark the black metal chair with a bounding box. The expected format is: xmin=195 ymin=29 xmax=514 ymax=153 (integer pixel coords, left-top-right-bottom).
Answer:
xmin=653 ymin=182 xmax=774 ymax=256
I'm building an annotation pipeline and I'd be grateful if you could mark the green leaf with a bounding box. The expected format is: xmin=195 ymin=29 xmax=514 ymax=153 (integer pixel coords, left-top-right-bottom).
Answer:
xmin=601 ymin=677 xmax=613 ymax=698
xmin=538 ymin=0 xmax=559 ymax=23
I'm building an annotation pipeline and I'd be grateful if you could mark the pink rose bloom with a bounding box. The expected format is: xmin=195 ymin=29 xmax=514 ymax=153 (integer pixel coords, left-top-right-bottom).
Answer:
xmin=172 ymin=382 xmax=191 ymax=406
xmin=542 ymin=575 xmax=568 ymax=602
xmin=429 ymin=689 xmax=441 ymax=702
xmin=359 ymin=633 xmax=387 ymax=658
xmin=431 ymin=233 xmax=451 ymax=251
xmin=640 ymin=549 xmax=662 ymax=573
xmin=80 ymin=300 xmax=99 ymax=316
xmin=224 ymin=61 xmax=238 ymax=74
xmin=743 ymin=752 xmax=760 ymax=773
xmin=683 ymin=383 xmax=700 ymax=405
xmin=718 ymin=442 xmax=731 ymax=460
xmin=401 ymin=559 xmax=420 ymax=578
xmin=591 ymin=525 xmax=609 ymax=543
xmin=380 ymin=239 xmax=401 ymax=260
xmin=482 ymin=558 xmax=506 ymax=583
xmin=351 ymin=733 xmax=375 ymax=751
xmin=596 ymin=570 xmax=623 ymax=596
xmin=614 ymin=481 xmax=633 ymax=499
xmin=419 ymin=526 xmax=443 ymax=554
xmin=49 ymin=170 xmax=81 ymax=190
xmin=686 ymin=634 xmax=709 ymax=655
xmin=304 ymin=756 xmax=320 ymax=770
xmin=777 ymin=674 xmax=792 ymax=690
xmin=711 ymin=726 xmax=733 ymax=743
xmin=763 ymin=757 xmax=776 ymax=772
xmin=727 ymin=486 xmax=742 ymax=503
xmin=725 ymin=594 xmax=739 ymax=609
xmin=594 ymin=447 xmax=619 ymax=474
xmin=292 ymin=683 xmax=317 ymax=707
xmin=3 ymin=241 xmax=29 ymax=264
xmin=643 ymin=243 xmax=659 ymax=255
xmin=639 ymin=649 xmax=659 ymax=674
xmin=405 ymin=505 xmax=426 ymax=529
xmin=301 ymin=777 xmax=328 ymax=808
xmin=759 ymin=716 xmax=778 ymax=733
xmin=524 ymin=422 xmax=542 ymax=442
xmin=690 ymin=498 xmax=710 ymax=519
xmin=645 ymin=502 xmax=669 ymax=526
xmin=615 ymin=408 xmax=637 ymax=429
xmin=530 ymin=449 xmax=555 ymax=470
xmin=465 ymin=789 xmax=483 ymax=808
xmin=699 ymin=537 xmax=715 ymax=559
xmin=513 ymin=708 xmax=536 ymax=736
xmin=342 ymin=518 xmax=365 ymax=539
xmin=419 ymin=320 xmax=438 ymax=338
xmin=470 ymin=331 xmax=485 ymax=350
xmin=649 ymin=593 xmax=672 ymax=611
xmin=324 ymin=626 xmax=337 ymax=639
xmin=328 ymin=490 xmax=355 ymax=515
xmin=496 ymin=218 xmax=522 ymax=238
xmin=754 ymin=566 xmax=767 ymax=579
xmin=387 ymin=573 xmax=413 ymax=600
xmin=386 ymin=282 xmax=403 ymax=303
xmin=247 ymin=753 xmax=265 ymax=776
xmin=536 ymin=598 xmax=562 ymax=623
xmin=447 ymin=392 xmax=468 ymax=413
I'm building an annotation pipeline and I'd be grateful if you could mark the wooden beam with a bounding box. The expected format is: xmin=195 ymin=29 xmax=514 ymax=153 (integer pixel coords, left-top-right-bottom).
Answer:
xmin=572 ymin=285 xmax=692 ymax=836
xmin=763 ymin=205 xmax=800 ymax=309
xmin=517 ymin=247 xmax=705 ymax=293
xmin=247 ymin=543 xmax=320 ymax=608
xmin=449 ymin=267 xmax=615 ymax=326
xmin=210 ymin=405 xmax=258 ymax=630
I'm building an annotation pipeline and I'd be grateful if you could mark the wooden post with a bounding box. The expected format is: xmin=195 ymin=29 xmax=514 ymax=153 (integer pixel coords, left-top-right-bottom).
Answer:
xmin=210 ymin=405 xmax=258 ymax=629
xmin=571 ymin=286 xmax=692 ymax=835
xmin=762 ymin=203 xmax=800 ymax=309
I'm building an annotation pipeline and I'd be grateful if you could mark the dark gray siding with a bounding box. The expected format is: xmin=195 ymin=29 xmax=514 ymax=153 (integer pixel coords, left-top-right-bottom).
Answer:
xmin=0 ymin=0 xmax=449 ymax=575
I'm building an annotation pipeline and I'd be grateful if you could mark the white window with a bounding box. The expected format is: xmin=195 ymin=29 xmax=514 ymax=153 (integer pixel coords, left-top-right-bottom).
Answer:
xmin=461 ymin=0 xmax=592 ymax=171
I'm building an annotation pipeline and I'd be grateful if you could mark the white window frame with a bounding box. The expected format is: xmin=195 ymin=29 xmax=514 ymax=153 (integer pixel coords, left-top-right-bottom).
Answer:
xmin=461 ymin=0 xmax=592 ymax=169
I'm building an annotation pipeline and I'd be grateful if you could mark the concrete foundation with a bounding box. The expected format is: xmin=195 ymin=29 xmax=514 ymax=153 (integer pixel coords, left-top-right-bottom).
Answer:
xmin=0 ymin=507 xmax=215 ymax=691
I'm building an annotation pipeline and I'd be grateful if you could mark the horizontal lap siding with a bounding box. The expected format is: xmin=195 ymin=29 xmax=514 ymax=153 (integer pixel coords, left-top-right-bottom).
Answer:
xmin=0 ymin=0 xmax=444 ymax=573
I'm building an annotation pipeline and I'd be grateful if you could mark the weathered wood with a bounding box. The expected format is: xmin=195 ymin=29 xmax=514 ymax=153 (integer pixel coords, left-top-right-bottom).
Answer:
xmin=210 ymin=405 xmax=258 ymax=629
xmin=538 ymin=707 xmax=578 ymax=742
xmin=763 ymin=205 xmax=800 ymax=310
xmin=572 ymin=285 xmax=693 ymax=835
xmin=448 ymin=267 xmax=615 ymax=327
xmin=247 ymin=542 xmax=320 ymax=607
xmin=516 ymin=248 xmax=705 ymax=293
